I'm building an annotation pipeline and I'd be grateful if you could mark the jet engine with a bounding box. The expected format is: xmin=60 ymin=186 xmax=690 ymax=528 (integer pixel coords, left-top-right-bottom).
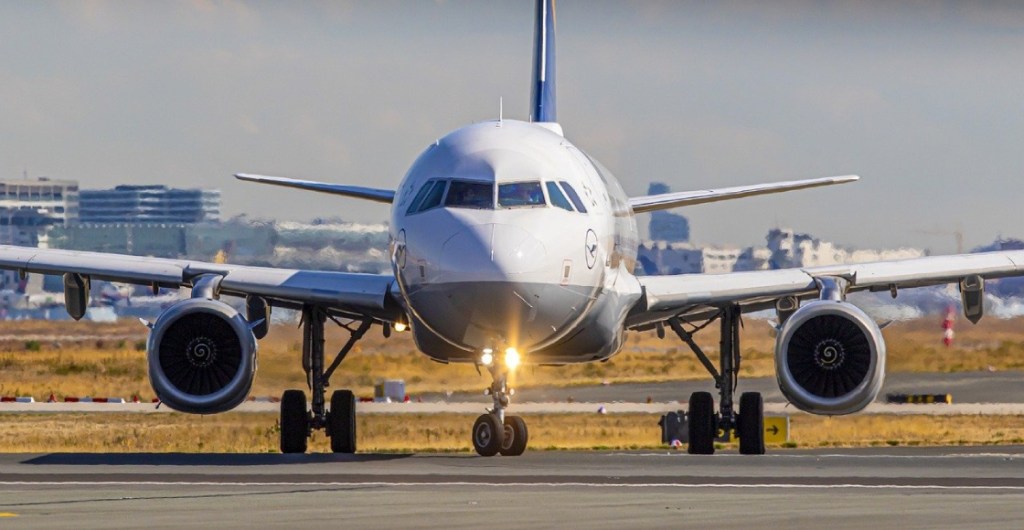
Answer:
xmin=147 ymin=298 xmax=258 ymax=414
xmin=775 ymin=300 xmax=885 ymax=415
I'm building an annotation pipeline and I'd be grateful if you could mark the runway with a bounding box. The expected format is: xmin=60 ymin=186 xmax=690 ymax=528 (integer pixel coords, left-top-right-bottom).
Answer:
xmin=2 ymin=448 xmax=1024 ymax=528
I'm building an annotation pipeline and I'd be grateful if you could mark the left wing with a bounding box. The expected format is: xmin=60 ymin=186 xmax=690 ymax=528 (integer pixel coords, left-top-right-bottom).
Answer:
xmin=628 ymin=175 xmax=859 ymax=213
xmin=629 ymin=250 xmax=1024 ymax=328
xmin=0 ymin=245 xmax=400 ymax=320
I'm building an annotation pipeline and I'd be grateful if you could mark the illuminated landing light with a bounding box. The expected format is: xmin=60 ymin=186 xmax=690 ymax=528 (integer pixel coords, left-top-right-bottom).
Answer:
xmin=504 ymin=348 xmax=521 ymax=370
xmin=480 ymin=348 xmax=494 ymax=367
xmin=393 ymin=321 xmax=407 ymax=332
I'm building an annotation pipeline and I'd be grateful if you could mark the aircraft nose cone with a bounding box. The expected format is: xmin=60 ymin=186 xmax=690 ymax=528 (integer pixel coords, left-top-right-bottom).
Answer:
xmin=440 ymin=223 xmax=547 ymax=280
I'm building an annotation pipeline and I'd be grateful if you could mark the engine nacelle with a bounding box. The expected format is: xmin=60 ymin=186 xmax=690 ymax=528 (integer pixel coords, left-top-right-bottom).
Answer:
xmin=775 ymin=300 xmax=885 ymax=415
xmin=147 ymin=298 xmax=257 ymax=414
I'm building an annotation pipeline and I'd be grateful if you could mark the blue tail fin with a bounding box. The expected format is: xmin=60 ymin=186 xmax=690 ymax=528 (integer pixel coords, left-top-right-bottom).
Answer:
xmin=530 ymin=0 xmax=557 ymax=123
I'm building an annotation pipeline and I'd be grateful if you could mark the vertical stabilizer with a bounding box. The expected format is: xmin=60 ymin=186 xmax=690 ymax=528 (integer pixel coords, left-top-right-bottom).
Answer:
xmin=530 ymin=0 xmax=557 ymax=124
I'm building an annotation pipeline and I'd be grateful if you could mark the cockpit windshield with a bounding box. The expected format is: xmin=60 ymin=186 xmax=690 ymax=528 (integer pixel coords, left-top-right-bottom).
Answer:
xmin=445 ymin=180 xmax=494 ymax=209
xmin=498 ymin=181 xmax=545 ymax=208
xmin=546 ymin=181 xmax=574 ymax=211
xmin=558 ymin=181 xmax=587 ymax=213
xmin=407 ymin=178 xmax=582 ymax=214
xmin=406 ymin=179 xmax=447 ymax=215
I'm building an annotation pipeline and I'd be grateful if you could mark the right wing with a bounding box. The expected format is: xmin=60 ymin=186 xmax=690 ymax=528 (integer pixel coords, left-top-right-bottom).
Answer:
xmin=0 ymin=245 xmax=401 ymax=320
xmin=235 ymin=173 xmax=395 ymax=204
xmin=628 ymin=175 xmax=859 ymax=213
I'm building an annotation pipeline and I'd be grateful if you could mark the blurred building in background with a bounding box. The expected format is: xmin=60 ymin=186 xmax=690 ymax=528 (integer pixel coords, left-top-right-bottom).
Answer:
xmin=0 ymin=177 xmax=80 ymax=289
xmin=646 ymin=182 xmax=690 ymax=243
xmin=78 ymin=185 xmax=220 ymax=224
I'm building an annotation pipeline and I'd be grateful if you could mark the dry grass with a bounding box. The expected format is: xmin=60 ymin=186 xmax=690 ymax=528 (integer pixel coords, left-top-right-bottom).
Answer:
xmin=1 ymin=412 xmax=1023 ymax=453
xmin=0 ymin=316 xmax=1023 ymax=400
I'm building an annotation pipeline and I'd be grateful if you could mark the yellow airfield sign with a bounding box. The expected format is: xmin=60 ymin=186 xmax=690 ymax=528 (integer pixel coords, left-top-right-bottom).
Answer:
xmin=726 ymin=415 xmax=789 ymax=444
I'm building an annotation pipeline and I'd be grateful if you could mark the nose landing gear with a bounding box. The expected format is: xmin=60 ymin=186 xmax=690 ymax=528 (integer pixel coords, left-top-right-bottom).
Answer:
xmin=472 ymin=358 xmax=528 ymax=456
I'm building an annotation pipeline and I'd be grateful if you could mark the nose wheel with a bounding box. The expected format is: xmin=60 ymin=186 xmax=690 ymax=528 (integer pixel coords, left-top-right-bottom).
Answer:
xmin=472 ymin=414 xmax=503 ymax=456
xmin=500 ymin=415 xmax=528 ymax=456
xmin=472 ymin=360 xmax=529 ymax=456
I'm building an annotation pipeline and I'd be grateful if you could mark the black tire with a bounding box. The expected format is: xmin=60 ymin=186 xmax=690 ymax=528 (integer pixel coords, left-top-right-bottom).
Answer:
xmin=499 ymin=415 xmax=529 ymax=456
xmin=280 ymin=389 xmax=308 ymax=454
xmin=687 ymin=391 xmax=716 ymax=455
xmin=472 ymin=414 xmax=504 ymax=456
xmin=328 ymin=389 xmax=357 ymax=454
xmin=738 ymin=392 xmax=766 ymax=455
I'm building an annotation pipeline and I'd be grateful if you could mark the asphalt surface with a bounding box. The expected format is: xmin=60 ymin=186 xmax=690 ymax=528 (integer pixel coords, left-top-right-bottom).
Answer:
xmin=1 ymin=448 xmax=1024 ymax=528
xmin=423 ymin=370 xmax=1024 ymax=404
xmin=5 ymin=370 xmax=1024 ymax=415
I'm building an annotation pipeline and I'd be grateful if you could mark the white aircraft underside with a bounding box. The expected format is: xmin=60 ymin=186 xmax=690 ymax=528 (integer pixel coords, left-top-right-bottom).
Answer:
xmin=4 ymin=0 xmax=1024 ymax=456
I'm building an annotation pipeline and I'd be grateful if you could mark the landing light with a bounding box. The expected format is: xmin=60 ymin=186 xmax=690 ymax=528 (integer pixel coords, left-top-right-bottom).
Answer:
xmin=393 ymin=321 xmax=407 ymax=332
xmin=504 ymin=348 xmax=521 ymax=370
xmin=480 ymin=349 xmax=494 ymax=366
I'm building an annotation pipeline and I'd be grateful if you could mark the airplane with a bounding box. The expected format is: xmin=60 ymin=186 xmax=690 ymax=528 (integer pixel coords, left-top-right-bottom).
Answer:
xmin=3 ymin=0 xmax=1024 ymax=457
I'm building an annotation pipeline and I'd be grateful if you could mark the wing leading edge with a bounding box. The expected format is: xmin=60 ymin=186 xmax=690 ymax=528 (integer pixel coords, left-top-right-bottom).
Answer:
xmin=0 ymin=245 xmax=400 ymax=319
xmin=235 ymin=173 xmax=395 ymax=204
xmin=630 ymin=250 xmax=1024 ymax=328
xmin=628 ymin=175 xmax=859 ymax=213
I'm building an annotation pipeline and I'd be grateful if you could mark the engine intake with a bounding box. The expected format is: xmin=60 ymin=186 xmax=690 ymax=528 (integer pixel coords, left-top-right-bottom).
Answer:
xmin=775 ymin=301 xmax=885 ymax=415
xmin=147 ymin=298 xmax=257 ymax=414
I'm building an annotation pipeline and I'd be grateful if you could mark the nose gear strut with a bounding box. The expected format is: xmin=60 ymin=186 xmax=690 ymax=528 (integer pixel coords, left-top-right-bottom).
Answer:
xmin=472 ymin=357 xmax=528 ymax=456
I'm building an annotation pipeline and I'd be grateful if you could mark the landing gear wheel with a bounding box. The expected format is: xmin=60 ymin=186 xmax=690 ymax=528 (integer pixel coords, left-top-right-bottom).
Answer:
xmin=738 ymin=392 xmax=765 ymax=455
xmin=280 ymin=389 xmax=308 ymax=454
xmin=687 ymin=391 xmax=716 ymax=455
xmin=472 ymin=414 xmax=504 ymax=456
xmin=499 ymin=415 xmax=528 ymax=456
xmin=328 ymin=389 xmax=357 ymax=454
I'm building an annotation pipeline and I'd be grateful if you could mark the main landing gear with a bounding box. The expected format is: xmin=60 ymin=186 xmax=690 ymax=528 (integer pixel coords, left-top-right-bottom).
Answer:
xmin=280 ymin=305 xmax=373 ymax=454
xmin=472 ymin=355 xmax=528 ymax=457
xmin=668 ymin=304 xmax=765 ymax=455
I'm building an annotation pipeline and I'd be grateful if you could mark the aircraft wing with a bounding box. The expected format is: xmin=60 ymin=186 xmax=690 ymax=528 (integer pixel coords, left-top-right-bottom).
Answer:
xmin=0 ymin=245 xmax=400 ymax=320
xmin=628 ymin=250 xmax=1024 ymax=328
xmin=235 ymin=173 xmax=395 ymax=203
xmin=628 ymin=175 xmax=859 ymax=213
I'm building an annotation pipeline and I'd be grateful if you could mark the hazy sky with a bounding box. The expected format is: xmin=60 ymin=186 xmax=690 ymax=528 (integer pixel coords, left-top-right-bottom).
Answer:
xmin=2 ymin=1 xmax=1023 ymax=254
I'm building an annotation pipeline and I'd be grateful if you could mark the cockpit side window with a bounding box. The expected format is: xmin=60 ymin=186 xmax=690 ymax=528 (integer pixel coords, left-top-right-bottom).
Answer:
xmin=406 ymin=179 xmax=448 ymax=215
xmin=498 ymin=181 xmax=545 ymax=208
xmin=558 ymin=181 xmax=588 ymax=213
xmin=418 ymin=180 xmax=448 ymax=211
xmin=545 ymin=181 xmax=574 ymax=211
xmin=445 ymin=180 xmax=494 ymax=209
xmin=405 ymin=180 xmax=435 ymax=215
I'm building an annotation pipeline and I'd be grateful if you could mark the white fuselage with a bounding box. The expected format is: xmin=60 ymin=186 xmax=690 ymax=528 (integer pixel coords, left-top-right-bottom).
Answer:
xmin=390 ymin=120 xmax=642 ymax=364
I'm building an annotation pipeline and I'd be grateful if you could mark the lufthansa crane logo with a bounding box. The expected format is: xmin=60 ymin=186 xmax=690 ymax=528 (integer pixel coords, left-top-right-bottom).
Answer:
xmin=585 ymin=229 xmax=598 ymax=269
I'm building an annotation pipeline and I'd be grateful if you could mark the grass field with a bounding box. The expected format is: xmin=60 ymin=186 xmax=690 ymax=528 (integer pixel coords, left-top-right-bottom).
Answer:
xmin=1 ymin=316 xmax=1021 ymax=453
xmin=0 ymin=316 xmax=1022 ymax=400
xmin=2 ymin=411 xmax=1023 ymax=453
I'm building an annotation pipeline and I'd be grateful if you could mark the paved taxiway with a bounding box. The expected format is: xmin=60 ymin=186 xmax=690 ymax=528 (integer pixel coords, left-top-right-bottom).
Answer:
xmin=1 ymin=447 xmax=1023 ymax=528
xmin=425 ymin=370 xmax=1024 ymax=404
xmin=5 ymin=370 xmax=1022 ymax=415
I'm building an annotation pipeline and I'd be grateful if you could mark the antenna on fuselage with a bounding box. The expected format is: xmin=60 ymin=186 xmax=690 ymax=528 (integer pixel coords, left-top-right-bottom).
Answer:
xmin=499 ymin=96 xmax=504 ymax=126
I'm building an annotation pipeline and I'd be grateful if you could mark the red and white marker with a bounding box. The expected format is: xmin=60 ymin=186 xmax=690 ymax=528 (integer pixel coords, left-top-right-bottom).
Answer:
xmin=942 ymin=305 xmax=956 ymax=347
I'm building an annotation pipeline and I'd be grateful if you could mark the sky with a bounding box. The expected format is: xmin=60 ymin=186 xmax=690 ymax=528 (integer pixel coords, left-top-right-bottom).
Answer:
xmin=1 ymin=1 xmax=1023 ymax=254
